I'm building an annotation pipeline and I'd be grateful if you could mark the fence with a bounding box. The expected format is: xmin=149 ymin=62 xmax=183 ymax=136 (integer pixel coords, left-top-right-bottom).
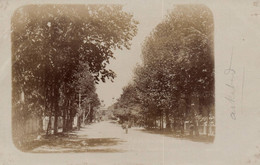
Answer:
xmin=42 ymin=116 xmax=63 ymax=131
xmin=24 ymin=117 xmax=41 ymax=134
xmin=184 ymin=121 xmax=215 ymax=136
xmin=22 ymin=116 xmax=66 ymax=135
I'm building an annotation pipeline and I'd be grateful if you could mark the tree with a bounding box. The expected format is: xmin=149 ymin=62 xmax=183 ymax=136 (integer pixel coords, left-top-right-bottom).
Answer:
xmin=12 ymin=4 xmax=138 ymax=141
xmin=113 ymin=83 xmax=143 ymax=125
xmin=116 ymin=5 xmax=214 ymax=134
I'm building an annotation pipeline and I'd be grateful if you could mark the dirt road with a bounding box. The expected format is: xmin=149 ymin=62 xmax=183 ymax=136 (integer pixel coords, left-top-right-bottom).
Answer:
xmin=8 ymin=121 xmax=241 ymax=165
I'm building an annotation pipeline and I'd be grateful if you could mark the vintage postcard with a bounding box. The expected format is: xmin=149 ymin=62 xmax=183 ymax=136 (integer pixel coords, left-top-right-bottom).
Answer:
xmin=0 ymin=0 xmax=260 ymax=164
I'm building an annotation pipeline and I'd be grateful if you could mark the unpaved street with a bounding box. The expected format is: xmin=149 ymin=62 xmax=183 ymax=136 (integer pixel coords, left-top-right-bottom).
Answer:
xmin=27 ymin=121 xmax=230 ymax=165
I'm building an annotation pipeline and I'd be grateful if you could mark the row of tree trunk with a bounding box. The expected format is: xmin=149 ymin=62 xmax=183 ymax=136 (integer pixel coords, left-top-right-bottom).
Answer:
xmin=143 ymin=94 xmax=213 ymax=137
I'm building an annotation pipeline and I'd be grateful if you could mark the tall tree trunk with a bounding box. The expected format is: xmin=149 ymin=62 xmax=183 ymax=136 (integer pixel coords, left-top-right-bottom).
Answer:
xmin=185 ymin=95 xmax=193 ymax=136
xmin=160 ymin=111 xmax=163 ymax=130
xmin=54 ymin=112 xmax=58 ymax=134
xmin=180 ymin=118 xmax=184 ymax=135
xmin=53 ymin=84 xmax=59 ymax=134
xmin=46 ymin=112 xmax=52 ymax=136
xmin=165 ymin=109 xmax=170 ymax=129
xmin=172 ymin=118 xmax=176 ymax=133
xmin=67 ymin=104 xmax=74 ymax=131
xmin=67 ymin=113 xmax=73 ymax=131
xmin=207 ymin=109 xmax=210 ymax=136
xmin=89 ymin=108 xmax=94 ymax=123
xmin=46 ymin=85 xmax=53 ymax=136
xmin=193 ymin=117 xmax=199 ymax=136
xmin=38 ymin=115 xmax=43 ymax=133
xmin=154 ymin=117 xmax=156 ymax=128
xmin=159 ymin=113 xmax=162 ymax=130
xmin=77 ymin=114 xmax=81 ymax=130
xmin=62 ymin=114 xmax=67 ymax=132
xmin=185 ymin=95 xmax=191 ymax=118
xmin=62 ymin=99 xmax=68 ymax=133
xmin=66 ymin=100 xmax=73 ymax=131
xmin=193 ymin=96 xmax=200 ymax=136
xmin=162 ymin=111 xmax=164 ymax=130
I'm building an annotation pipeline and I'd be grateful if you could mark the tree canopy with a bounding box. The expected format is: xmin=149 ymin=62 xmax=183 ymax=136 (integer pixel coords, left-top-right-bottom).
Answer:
xmin=12 ymin=4 xmax=138 ymax=144
xmin=114 ymin=5 xmax=214 ymax=133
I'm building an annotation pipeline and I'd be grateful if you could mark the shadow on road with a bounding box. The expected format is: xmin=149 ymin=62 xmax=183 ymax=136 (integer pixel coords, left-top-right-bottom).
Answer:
xmin=136 ymin=128 xmax=214 ymax=144
xmin=24 ymin=133 xmax=126 ymax=153
xmin=109 ymin=120 xmax=118 ymax=124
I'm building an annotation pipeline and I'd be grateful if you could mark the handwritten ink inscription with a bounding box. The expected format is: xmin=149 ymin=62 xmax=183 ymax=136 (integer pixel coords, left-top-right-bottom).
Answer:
xmin=224 ymin=51 xmax=236 ymax=120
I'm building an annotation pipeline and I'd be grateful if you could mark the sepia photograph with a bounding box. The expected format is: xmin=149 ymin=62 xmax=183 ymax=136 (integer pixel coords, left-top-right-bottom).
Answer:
xmin=12 ymin=3 xmax=214 ymax=152
xmin=1 ymin=0 xmax=260 ymax=165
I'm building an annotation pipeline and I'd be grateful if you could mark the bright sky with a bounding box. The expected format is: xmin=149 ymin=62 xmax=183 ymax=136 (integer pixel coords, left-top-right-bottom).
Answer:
xmin=96 ymin=0 xmax=173 ymax=108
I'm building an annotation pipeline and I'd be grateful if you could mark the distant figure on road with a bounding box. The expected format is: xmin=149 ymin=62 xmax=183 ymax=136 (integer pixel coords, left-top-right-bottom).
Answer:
xmin=125 ymin=123 xmax=128 ymax=134
xmin=122 ymin=122 xmax=129 ymax=134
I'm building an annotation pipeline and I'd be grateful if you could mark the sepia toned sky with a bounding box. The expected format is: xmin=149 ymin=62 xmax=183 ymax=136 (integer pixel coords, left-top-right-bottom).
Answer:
xmin=96 ymin=0 xmax=172 ymax=108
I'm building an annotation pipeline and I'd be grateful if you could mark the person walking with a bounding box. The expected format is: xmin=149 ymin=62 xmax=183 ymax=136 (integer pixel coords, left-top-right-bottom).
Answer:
xmin=125 ymin=122 xmax=128 ymax=134
xmin=122 ymin=121 xmax=129 ymax=134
